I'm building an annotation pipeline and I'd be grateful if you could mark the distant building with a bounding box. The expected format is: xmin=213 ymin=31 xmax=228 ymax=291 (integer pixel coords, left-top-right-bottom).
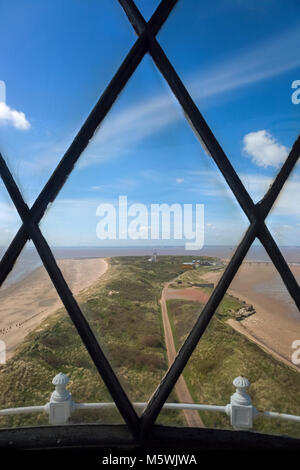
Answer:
xmin=181 ymin=258 xmax=223 ymax=269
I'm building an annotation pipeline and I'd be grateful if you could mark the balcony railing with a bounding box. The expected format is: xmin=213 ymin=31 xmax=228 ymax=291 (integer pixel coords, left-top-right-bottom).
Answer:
xmin=0 ymin=373 xmax=299 ymax=431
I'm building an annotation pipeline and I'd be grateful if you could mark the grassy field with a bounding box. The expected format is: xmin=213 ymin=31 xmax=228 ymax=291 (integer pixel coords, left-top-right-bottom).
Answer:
xmin=0 ymin=254 xmax=299 ymax=439
xmin=0 ymin=255 xmax=201 ymax=428
xmin=166 ymin=296 xmax=300 ymax=438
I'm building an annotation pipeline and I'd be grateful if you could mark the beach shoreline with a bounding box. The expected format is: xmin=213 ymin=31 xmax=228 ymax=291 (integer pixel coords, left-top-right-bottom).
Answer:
xmin=1 ymin=256 xmax=299 ymax=371
xmin=0 ymin=258 xmax=108 ymax=360
xmin=202 ymin=262 xmax=300 ymax=370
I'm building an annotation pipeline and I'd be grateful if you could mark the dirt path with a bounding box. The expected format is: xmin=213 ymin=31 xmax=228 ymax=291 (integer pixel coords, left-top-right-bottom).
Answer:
xmin=160 ymin=282 xmax=204 ymax=428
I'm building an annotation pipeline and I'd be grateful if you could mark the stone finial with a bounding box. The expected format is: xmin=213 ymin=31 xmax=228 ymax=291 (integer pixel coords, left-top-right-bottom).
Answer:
xmin=233 ymin=376 xmax=250 ymax=389
xmin=232 ymin=376 xmax=251 ymax=406
xmin=229 ymin=376 xmax=255 ymax=430
xmin=51 ymin=372 xmax=71 ymax=403
xmin=52 ymin=372 xmax=69 ymax=385
xmin=48 ymin=373 xmax=72 ymax=425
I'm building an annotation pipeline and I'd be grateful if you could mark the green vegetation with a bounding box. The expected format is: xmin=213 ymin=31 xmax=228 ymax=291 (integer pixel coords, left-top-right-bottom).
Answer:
xmin=0 ymin=255 xmax=199 ymax=428
xmin=169 ymin=264 xmax=223 ymax=290
xmin=166 ymin=298 xmax=300 ymax=438
xmin=1 ymin=254 xmax=299 ymax=439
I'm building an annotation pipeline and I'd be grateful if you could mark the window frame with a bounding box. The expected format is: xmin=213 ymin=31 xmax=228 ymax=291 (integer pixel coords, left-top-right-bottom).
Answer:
xmin=0 ymin=0 xmax=299 ymax=440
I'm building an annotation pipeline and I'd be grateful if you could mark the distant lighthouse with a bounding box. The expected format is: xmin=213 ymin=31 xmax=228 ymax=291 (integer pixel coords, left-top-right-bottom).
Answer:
xmin=150 ymin=250 xmax=158 ymax=263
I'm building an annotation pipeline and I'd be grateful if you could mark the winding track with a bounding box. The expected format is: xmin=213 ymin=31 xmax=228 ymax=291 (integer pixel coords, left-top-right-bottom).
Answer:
xmin=160 ymin=282 xmax=204 ymax=428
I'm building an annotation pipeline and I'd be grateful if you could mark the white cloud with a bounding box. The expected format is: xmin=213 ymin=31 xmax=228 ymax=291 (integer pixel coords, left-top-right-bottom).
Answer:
xmin=176 ymin=178 xmax=184 ymax=184
xmin=243 ymin=130 xmax=289 ymax=168
xmin=81 ymin=25 xmax=298 ymax=168
xmin=0 ymin=101 xmax=30 ymax=130
xmin=181 ymin=168 xmax=300 ymax=218
xmin=81 ymin=26 xmax=299 ymax=169
xmin=240 ymin=172 xmax=273 ymax=201
xmin=189 ymin=26 xmax=300 ymax=102
xmin=78 ymin=92 xmax=178 ymax=168
xmin=240 ymin=171 xmax=300 ymax=216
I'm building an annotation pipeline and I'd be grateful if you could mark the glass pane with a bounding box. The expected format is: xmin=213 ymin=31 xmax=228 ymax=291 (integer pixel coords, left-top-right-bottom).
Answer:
xmin=39 ymin=53 xmax=248 ymax=419
xmin=265 ymin=165 xmax=300 ymax=248
xmin=0 ymin=0 xmax=135 ymax=203
xmin=0 ymin=179 xmax=21 ymax=262
xmin=0 ymin=243 xmax=123 ymax=428
xmin=158 ymin=0 xmax=300 ymax=202
xmin=134 ymin=0 xmax=160 ymax=20
xmin=158 ymin=243 xmax=300 ymax=438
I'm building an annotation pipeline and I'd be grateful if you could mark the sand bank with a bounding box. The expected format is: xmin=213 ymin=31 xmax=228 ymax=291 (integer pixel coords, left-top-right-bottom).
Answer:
xmin=0 ymin=258 xmax=107 ymax=359
xmin=202 ymin=263 xmax=300 ymax=370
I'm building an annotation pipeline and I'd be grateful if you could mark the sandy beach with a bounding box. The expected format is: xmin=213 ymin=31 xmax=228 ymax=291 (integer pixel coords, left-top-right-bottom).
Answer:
xmin=0 ymin=258 xmax=107 ymax=359
xmin=202 ymin=263 xmax=300 ymax=370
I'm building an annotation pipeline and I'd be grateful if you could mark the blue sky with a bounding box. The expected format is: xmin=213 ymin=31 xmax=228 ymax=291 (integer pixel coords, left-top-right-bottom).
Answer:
xmin=0 ymin=0 xmax=299 ymax=248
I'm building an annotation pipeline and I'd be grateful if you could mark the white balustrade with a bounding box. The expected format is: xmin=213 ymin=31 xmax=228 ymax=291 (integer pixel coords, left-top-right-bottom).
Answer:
xmin=0 ymin=373 xmax=299 ymax=429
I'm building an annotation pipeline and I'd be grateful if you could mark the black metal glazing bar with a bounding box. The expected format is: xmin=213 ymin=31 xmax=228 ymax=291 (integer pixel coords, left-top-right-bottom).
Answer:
xmin=119 ymin=0 xmax=300 ymax=301
xmin=141 ymin=137 xmax=300 ymax=432
xmin=258 ymin=224 xmax=300 ymax=309
xmin=0 ymin=0 xmax=179 ymax=439
xmin=259 ymin=136 xmax=300 ymax=215
xmin=121 ymin=0 xmax=300 ymax=301
xmin=254 ymin=136 xmax=300 ymax=309
xmin=119 ymin=0 xmax=256 ymax=221
xmin=117 ymin=0 xmax=300 ymax=432
xmin=256 ymin=136 xmax=300 ymax=309
xmin=150 ymin=39 xmax=300 ymax=308
xmin=0 ymin=33 xmax=147 ymax=285
xmin=119 ymin=0 xmax=300 ymax=307
xmin=0 ymin=153 xmax=142 ymax=437
xmin=0 ymin=0 xmax=178 ymax=289
xmin=142 ymin=222 xmax=258 ymax=433
xmin=0 ymin=0 xmax=298 ymax=440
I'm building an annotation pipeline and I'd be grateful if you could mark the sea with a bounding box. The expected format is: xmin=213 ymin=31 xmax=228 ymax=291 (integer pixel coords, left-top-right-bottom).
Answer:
xmin=0 ymin=245 xmax=299 ymax=290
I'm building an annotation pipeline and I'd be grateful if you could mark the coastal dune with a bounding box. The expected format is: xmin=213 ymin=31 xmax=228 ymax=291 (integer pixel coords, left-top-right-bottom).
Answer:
xmin=202 ymin=262 xmax=300 ymax=369
xmin=0 ymin=258 xmax=107 ymax=359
